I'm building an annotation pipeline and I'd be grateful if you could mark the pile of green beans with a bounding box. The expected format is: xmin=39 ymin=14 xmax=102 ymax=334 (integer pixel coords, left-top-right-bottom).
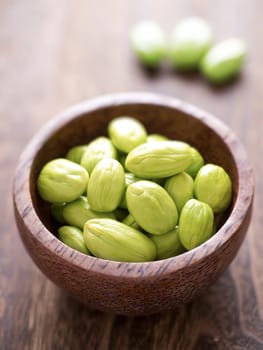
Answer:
xmin=37 ymin=117 xmax=232 ymax=262
xmin=130 ymin=17 xmax=246 ymax=84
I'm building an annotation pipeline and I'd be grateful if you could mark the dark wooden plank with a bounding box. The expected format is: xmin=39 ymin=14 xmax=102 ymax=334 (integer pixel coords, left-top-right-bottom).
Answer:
xmin=1 ymin=0 xmax=263 ymax=349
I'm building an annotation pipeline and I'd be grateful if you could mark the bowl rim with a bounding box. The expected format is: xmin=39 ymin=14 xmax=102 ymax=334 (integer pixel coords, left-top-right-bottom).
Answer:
xmin=13 ymin=92 xmax=254 ymax=279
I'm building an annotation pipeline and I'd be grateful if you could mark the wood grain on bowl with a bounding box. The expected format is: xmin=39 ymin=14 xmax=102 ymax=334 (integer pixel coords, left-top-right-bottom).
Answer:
xmin=13 ymin=93 xmax=254 ymax=315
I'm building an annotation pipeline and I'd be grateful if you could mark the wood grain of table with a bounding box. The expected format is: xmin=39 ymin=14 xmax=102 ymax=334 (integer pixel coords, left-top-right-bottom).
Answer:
xmin=1 ymin=0 xmax=263 ymax=349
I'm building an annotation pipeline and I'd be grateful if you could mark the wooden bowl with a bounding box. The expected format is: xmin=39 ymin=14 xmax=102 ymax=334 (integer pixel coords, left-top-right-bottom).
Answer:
xmin=13 ymin=92 xmax=254 ymax=315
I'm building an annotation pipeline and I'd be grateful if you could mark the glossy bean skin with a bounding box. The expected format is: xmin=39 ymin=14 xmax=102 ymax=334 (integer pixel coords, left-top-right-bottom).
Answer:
xmin=63 ymin=196 xmax=116 ymax=229
xmin=164 ymin=172 xmax=194 ymax=213
xmin=126 ymin=180 xmax=178 ymax=235
xmin=66 ymin=145 xmax=89 ymax=164
xmin=200 ymin=38 xmax=246 ymax=83
xmin=58 ymin=225 xmax=89 ymax=254
xmin=178 ymin=199 xmax=214 ymax=250
xmin=125 ymin=141 xmax=193 ymax=178
xmin=130 ymin=20 xmax=167 ymax=68
xmin=108 ymin=116 xmax=147 ymax=153
xmin=194 ymin=164 xmax=232 ymax=213
xmin=185 ymin=147 xmax=204 ymax=178
xmin=80 ymin=136 xmax=117 ymax=174
xmin=170 ymin=17 xmax=213 ymax=70
xmin=150 ymin=226 xmax=185 ymax=260
xmin=83 ymin=218 xmax=156 ymax=262
xmin=37 ymin=158 xmax=89 ymax=203
xmin=87 ymin=158 xmax=125 ymax=212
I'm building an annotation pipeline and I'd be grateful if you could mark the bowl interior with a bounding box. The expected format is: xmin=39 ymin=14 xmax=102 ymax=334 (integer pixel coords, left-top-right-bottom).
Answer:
xmin=30 ymin=101 xmax=238 ymax=239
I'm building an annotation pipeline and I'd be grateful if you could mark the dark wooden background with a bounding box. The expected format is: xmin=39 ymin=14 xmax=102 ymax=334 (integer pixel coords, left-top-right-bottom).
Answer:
xmin=1 ymin=0 xmax=263 ymax=349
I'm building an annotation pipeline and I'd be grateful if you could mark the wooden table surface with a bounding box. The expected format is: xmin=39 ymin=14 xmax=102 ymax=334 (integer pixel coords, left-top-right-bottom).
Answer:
xmin=1 ymin=0 xmax=263 ymax=349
